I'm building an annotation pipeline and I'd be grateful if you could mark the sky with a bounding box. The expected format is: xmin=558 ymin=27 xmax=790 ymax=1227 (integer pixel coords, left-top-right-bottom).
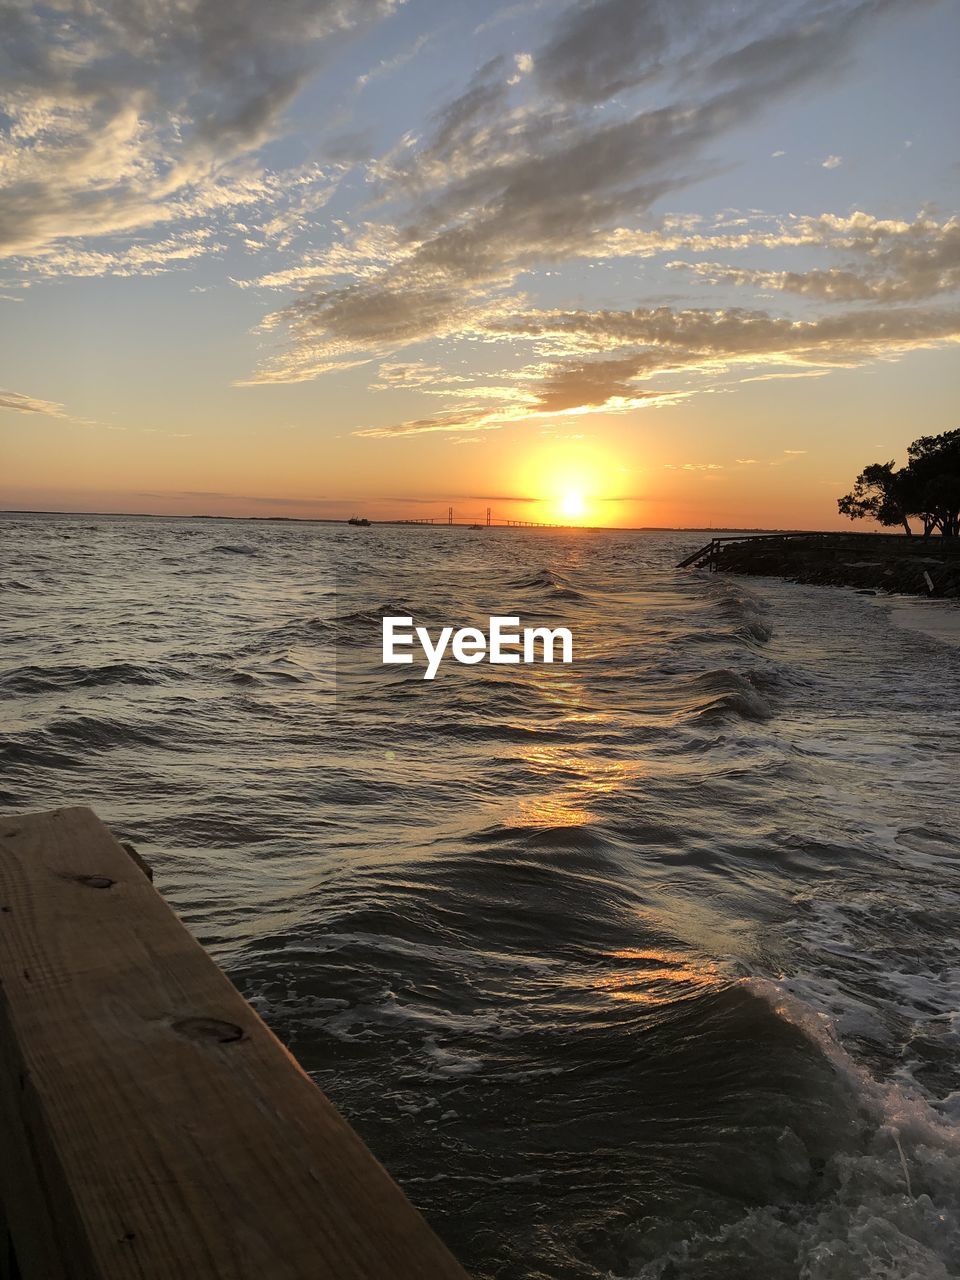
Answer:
xmin=1 ymin=0 xmax=958 ymax=528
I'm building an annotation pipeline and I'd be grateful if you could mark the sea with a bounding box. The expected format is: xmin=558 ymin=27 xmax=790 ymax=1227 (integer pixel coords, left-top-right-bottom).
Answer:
xmin=2 ymin=510 xmax=959 ymax=1280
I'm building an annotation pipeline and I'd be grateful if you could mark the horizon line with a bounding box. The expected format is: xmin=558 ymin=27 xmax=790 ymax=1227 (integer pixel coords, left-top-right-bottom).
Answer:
xmin=0 ymin=506 xmax=860 ymax=535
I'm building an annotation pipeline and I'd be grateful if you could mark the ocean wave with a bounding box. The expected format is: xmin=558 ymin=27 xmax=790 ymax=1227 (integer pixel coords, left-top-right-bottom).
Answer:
xmin=680 ymin=669 xmax=776 ymax=723
xmin=0 ymin=661 xmax=182 ymax=695
xmin=239 ymin=616 xmax=335 ymax=653
xmin=229 ymin=662 xmax=316 ymax=685
xmin=712 ymin=584 xmax=775 ymax=644
xmin=505 ymin=568 xmax=587 ymax=601
xmin=21 ymin=713 xmax=187 ymax=753
xmin=0 ymin=738 xmax=86 ymax=771
xmin=632 ymin=978 xmax=960 ymax=1280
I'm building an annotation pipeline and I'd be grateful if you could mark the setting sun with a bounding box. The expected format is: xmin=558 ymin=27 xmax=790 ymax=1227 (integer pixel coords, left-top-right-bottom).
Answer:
xmin=514 ymin=443 xmax=626 ymax=526
xmin=560 ymin=490 xmax=586 ymax=520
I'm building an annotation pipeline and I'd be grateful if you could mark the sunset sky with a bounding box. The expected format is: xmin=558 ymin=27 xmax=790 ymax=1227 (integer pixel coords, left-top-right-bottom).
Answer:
xmin=2 ymin=0 xmax=958 ymax=528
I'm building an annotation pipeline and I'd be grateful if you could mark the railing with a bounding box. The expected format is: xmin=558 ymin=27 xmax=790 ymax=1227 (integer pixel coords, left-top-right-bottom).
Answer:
xmin=675 ymin=530 xmax=960 ymax=570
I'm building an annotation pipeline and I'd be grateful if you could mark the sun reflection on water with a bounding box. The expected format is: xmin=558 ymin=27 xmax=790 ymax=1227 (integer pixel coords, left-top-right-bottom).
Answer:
xmin=589 ymin=949 xmax=722 ymax=1005
xmin=512 ymin=742 xmax=644 ymax=827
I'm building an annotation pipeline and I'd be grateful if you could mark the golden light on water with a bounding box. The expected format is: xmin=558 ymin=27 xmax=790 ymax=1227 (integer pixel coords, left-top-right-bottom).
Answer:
xmin=512 ymin=742 xmax=645 ymax=828
xmin=588 ymin=950 xmax=722 ymax=1005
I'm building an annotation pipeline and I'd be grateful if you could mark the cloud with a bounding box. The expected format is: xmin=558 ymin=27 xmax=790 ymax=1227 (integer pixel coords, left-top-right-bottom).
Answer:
xmin=733 ymin=451 xmax=810 ymax=467
xmin=663 ymin=462 xmax=724 ymax=471
xmin=351 ymin=302 xmax=960 ymax=436
xmin=0 ymin=388 xmax=68 ymax=417
xmin=21 ymin=228 xmax=225 ymax=280
xmin=356 ymin=32 xmax=431 ymax=90
xmin=329 ymin=287 xmax=960 ymax=439
xmin=372 ymin=360 xmax=446 ymax=389
xmin=10 ymin=0 xmax=947 ymax=444
xmin=532 ymin=0 xmax=759 ymax=105
xmin=526 ymin=357 xmax=679 ymax=414
xmin=739 ymin=369 xmax=831 ymax=382
xmin=668 ymin=214 xmax=960 ymax=303
xmin=248 ymin=0 xmax=923 ymax=390
xmin=0 ymin=0 xmax=397 ymax=262
xmin=488 ymin=300 xmax=960 ymax=354
xmin=354 ymin=404 xmax=530 ymax=439
xmin=508 ymin=52 xmax=534 ymax=83
xmin=0 ymin=385 xmax=106 ymax=427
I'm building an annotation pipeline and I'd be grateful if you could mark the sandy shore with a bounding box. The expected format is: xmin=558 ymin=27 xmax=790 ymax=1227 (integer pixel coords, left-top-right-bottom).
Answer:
xmin=881 ymin=594 xmax=960 ymax=648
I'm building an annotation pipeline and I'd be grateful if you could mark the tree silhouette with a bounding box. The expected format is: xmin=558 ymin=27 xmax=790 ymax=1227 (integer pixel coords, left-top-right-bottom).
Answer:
xmin=838 ymin=429 xmax=960 ymax=538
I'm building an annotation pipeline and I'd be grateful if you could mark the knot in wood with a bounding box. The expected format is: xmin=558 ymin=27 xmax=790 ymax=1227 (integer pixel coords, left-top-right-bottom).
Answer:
xmin=172 ymin=1016 xmax=245 ymax=1044
xmin=76 ymin=874 xmax=115 ymax=889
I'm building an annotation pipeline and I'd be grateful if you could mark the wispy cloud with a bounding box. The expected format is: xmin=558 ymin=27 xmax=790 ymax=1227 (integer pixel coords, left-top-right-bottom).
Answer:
xmin=663 ymin=462 xmax=724 ymax=472
xmin=1 ymin=0 xmax=397 ymax=265
xmin=477 ymin=302 xmax=960 ymax=420
xmin=739 ymin=370 xmax=831 ymax=383
xmin=0 ymin=385 xmax=104 ymax=428
xmin=356 ymin=32 xmax=431 ymax=90
xmin=0 ymin=388 xmax=69 ymax=417
xmin=669 ymin=214 xmax=960 ymax=303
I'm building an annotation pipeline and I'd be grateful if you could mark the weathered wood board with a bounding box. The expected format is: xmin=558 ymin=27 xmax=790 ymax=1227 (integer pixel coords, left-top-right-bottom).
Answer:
xmin=0 ymin=806 xmax=469 ymax=1280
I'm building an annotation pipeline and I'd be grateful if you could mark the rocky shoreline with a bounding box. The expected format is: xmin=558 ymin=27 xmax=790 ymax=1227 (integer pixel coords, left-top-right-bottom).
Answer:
xmin=710 ymin=533 xmax=960 ymax=598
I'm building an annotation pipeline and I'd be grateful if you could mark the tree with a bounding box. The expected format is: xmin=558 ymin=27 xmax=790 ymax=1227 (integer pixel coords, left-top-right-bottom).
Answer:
xmin=837 ymin=461 xmax=914 ymax=535
xmin=838 ymin=429 xmax=960 ymax=538
xmin=905 ymin=429 xmax=960 ymax=538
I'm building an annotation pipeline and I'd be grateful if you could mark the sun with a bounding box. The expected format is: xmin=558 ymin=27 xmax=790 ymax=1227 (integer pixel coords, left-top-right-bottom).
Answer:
xmin=515 ymin=442 xmax=623 ymax=525
xmin=559 ymin=490 xmax=586 ymax=520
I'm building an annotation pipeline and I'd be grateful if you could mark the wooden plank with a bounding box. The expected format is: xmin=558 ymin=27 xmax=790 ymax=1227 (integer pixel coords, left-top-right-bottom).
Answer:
xmin=0 ymin=807 xmax=470 ymax=1280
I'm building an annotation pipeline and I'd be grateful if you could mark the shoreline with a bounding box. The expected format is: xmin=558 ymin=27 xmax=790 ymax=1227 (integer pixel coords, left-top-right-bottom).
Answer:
xmin=712 ymin=532 xmax=960 ymax=599
xmin=879 ymin=594 xmax=960 ymax=649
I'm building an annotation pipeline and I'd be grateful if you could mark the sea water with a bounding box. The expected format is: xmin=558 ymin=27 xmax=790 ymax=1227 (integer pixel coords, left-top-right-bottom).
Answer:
xmin=2 ymin=511 xmax=959 ymax=1279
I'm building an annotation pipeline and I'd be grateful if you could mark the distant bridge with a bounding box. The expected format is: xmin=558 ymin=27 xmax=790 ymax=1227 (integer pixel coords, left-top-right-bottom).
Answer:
xmin=382 ymin=512 xmax=573 ymax=529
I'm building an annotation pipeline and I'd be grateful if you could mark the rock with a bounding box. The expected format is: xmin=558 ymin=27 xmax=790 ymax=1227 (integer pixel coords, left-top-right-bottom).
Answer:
xmin=712 ymin=534 xmax=960 ymax=598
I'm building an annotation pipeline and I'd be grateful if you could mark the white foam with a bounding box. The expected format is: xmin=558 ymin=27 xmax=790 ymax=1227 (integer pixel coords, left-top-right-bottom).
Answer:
xmin=635 ymin=978 xmax=960 ymax=1279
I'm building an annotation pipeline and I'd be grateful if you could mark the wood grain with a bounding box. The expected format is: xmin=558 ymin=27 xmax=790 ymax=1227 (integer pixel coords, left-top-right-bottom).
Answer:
xmin=0 ymin=807 xmax=470 ymax=1280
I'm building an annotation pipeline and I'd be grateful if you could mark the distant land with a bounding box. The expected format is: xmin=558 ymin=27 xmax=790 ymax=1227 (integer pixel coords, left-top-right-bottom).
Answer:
xmin=0 ymin=508 xmax=830 ymax=535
